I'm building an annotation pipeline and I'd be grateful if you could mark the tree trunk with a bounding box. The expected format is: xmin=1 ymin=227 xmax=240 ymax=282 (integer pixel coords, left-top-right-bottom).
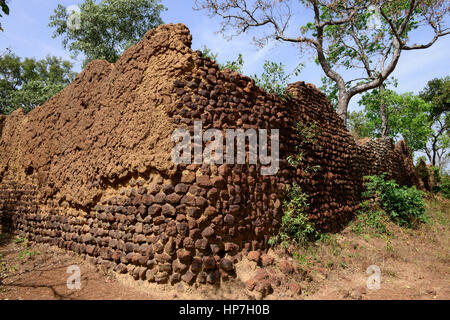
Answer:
xmin=431 ymin=134 xmax=439 ymax=167
xmin=337 ymin=92 xmax=350 ymax=126
xmin=432 ymin=149 xmax=437 ymax=167
xmin=379 ymin=84 xmax=389 ymax=137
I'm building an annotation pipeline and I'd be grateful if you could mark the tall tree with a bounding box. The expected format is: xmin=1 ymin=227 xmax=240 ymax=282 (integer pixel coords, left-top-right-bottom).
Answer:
xmin=49 ymin=0 xmax=166 ymax=67
xmin=420 ymin=76 xmax=450 ymax=121
xmin=359 ymin=86 xmax=449 ymax=167
xmin=419 ymin=77 xmax=450 ymax=167
xmin=360 ymin=90 xmax=433 ymax=153
xmin=0 ymin=54 xmax=76 ymax=114
xmin=347 ymin=110 xmax=374 ymax=139
xmin=195 ymin=0 xmax=450 ymax=124
xmin=423 ymin=117 xmax=449 ymax=167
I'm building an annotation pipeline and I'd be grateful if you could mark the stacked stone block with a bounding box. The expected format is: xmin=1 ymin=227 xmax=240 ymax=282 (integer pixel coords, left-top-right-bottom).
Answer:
xmin=0 ymin=23 xmax=419 ymax=287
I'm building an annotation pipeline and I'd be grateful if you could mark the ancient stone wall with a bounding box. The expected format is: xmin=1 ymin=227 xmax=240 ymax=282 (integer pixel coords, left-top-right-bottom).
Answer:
xmin=0 ymin=24 xmax=419 ymax=286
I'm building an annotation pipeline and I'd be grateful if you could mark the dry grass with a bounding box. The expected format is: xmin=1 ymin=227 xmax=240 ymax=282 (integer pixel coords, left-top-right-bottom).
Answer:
xmin=294 ymin=194 xmax=450 ymax=299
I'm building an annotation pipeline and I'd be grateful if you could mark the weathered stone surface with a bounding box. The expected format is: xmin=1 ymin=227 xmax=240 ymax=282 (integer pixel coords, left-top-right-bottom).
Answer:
xmin=207 ymin=270 xmax=220 ymax=284
xmin=0 ymin=23 xmax=420 ymax=293
xmin=255 ymin=279 xmax=272 ymax=296
xmin=201 ymin=226 xmax=215 ymax=238
xmin=289 ymin=282 xmax=302 ymax=295
xmin=219 ymin=258 xmax=234 ymax=272
xmin=261 ymin=254 xmax=274 ymax=267
xmin=247 ymin=251 xmax=260 ymax=263
xmin=175 ymin=183 xmax=189 ymax=194
xmin=181 ymin=271 xmax=195 ymax=284
xmin=166 ymin=193 xmax=182 ymax=205
xmin=278 ymin=260 xmax=294 ymax=275
xmin=202 ymin=256 xmax=216 ymax=270
xmin=161 ymin=204 xmax=176 ymax=217
xmin=148 ymin=205 xmax=162 ymax=217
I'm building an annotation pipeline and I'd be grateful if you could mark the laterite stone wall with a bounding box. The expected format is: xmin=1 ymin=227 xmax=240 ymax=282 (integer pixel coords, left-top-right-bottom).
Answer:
xmin=0 ymin=24 xmax=419 ymax=286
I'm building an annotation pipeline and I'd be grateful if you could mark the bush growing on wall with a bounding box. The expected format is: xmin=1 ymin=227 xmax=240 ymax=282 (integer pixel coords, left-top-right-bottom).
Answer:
xmin=363 ymin=174 xmax=428 ymax=228
xmin=269 ymin=183 xmax=316 ymax=247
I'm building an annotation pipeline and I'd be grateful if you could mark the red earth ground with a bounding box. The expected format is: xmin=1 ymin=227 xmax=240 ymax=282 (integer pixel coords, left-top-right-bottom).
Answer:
xmin=1 ymin=195 xmax=448 ymax=300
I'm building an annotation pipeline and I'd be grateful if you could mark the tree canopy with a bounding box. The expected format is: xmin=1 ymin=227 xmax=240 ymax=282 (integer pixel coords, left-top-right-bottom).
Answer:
xmin=419 ymin=77 xmax=450 ymax=166
xmin=0 ymin=54 xmax=76 ymax=114
xmin=420 ymin=76 xmax=450 ymax=121
xmin=49 ymin=0 xmax=166 ymax=67
xmin=355 ymin=77 xmax=449 ymax=168
xmin=359 ymin=89 xmax=433 ymax=152
xmin=0 ymin=0 xmax=9 ymax=32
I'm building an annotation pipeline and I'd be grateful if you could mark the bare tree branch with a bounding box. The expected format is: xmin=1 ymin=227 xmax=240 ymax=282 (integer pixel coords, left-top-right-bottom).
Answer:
xmin=194 ymin=0 xmax=450 ymax=124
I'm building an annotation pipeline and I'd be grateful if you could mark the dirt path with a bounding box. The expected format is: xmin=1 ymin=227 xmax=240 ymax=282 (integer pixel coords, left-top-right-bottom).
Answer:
xmin=1 ymin=196 xmax=448 ymax=300
xmin=0 ymin=240 xmax=155 ymax=300
xmin=302 ymin=196 xmax=450 ymax=300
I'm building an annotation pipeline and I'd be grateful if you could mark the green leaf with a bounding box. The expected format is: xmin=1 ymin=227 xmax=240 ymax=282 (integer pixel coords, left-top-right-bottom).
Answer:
xmin=49 ymin=0 xmax=166 ymax=66
xmin=1 ymin=1 xmax=9 ymax=15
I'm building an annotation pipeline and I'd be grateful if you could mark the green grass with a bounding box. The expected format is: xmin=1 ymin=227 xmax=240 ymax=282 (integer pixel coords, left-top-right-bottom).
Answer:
xmin=13 ymin=237 xmax=26 ymax=244
xmin=18 ymin=248 xmax=40 ymax=259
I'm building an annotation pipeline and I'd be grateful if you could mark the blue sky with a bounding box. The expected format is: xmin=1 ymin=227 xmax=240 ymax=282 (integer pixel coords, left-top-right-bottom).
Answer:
xmin=1 ymin=0 xmax=449 ymax=113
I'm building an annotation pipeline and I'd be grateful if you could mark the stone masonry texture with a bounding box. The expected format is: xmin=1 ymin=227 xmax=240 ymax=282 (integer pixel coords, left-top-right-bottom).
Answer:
xmin=0 ymin=24 xmax=419 ymax=286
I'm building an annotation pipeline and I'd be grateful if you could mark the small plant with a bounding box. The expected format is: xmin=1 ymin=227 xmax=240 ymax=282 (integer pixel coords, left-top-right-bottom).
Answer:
xmin=200 ymin=46 xmax=244 ymax=73
xmin=363 ymin=174 xmax=428 ymax=228
xmin=318 ymin=234 xmax=341 ymax=256
xmin=267 ymin=236 xmax=277 ymax=247
xmin=14 ymin=237 xmax=26 ymax=244
xmin=200 ymin=45 xmax=218 ymax=61
xmin=252 ymin=61 xmax=304 ymax=100
xmin=222 ymin=53 xmax=244 ymax=73
xmin=199 ymin=46 xmax=304 ymax=100
xmin=305 ymin=165 xmax=322 ymax=173
xmin=293 ymin=252 xmax=309 ymax=266
xmin=18 ymin=249 xmax=40 ymax=259
xmin=270 ymin=183 xmax=316 ymax=246
xmin=351 ymin=201 xmax=389 ymax=236
xmin=0 ymin=256 xmax=17 ymax=276
xmin=287 ymin=152 xmax=304 ymax=168
xmin=383 ymin=234 xmax=394 ymax=253
xmin=295 ymin=121 xmax=320 ymax=145
xmin=287 ymin=121 xmax=322 ymax=169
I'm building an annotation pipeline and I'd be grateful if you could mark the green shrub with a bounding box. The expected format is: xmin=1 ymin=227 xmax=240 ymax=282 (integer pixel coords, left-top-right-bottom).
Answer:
xmin=440 ymin=175 xmax=450 ymax=199
xmin=269 ymin=183 xmax=316 ymax=246
xmin=430 ymin=169 xmax=450 ymax=199
xmin=363 ymin=174 xmax=428 ymax=228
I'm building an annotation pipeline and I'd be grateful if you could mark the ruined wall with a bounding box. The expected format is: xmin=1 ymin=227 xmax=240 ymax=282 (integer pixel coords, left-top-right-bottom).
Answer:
xmin=355 ymin=138 xmax=420 ymax=187
xmin=0 ymin=24 xmax=419 ymax=286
